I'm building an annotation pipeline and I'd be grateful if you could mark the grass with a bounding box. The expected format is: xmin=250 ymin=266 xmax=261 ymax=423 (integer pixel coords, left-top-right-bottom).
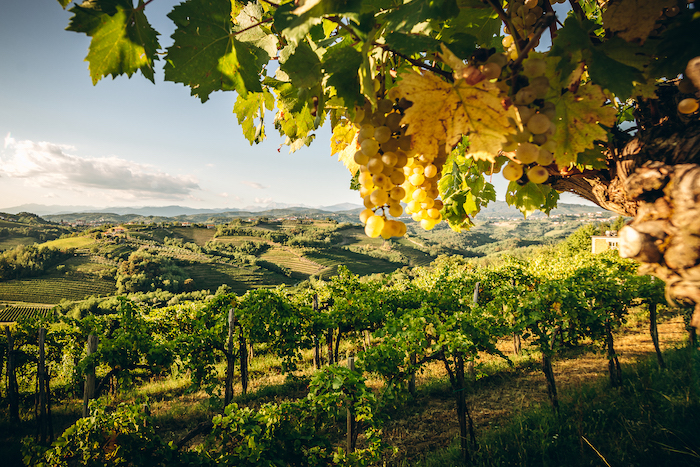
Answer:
xmin=42 ymin=236 xmax=95 ymax=250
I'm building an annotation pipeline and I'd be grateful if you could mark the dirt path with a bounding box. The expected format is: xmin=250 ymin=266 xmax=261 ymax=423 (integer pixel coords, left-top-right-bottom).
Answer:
xmin=381 ymin=315 xmax=688 ymax=463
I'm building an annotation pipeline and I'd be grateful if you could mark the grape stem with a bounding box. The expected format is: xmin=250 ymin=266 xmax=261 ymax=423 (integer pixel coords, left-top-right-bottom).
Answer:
xmin=542 ymin=0 xmax=559 ymax=40
xmin=568 ymin=0 xmax=585 ymax=19
xmin=510 ymin=13 xmax=557 ymax=70
xmin=483 ymin=0 xmax=525 ymax=53
xmin=233 ymin=18 xmax=274 ymax=36
xmin=374 ymin=44 xmax=453 ymax=81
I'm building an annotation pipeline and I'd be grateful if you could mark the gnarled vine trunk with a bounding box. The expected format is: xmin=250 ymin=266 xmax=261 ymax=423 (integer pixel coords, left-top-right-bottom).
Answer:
xmin=552 ymin=84 xmax=700 ymax=328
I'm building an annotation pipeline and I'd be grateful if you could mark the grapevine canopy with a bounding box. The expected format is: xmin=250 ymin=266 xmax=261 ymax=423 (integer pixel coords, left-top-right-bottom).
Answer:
xmin=57 ymin=0 xmax=699 ymax=229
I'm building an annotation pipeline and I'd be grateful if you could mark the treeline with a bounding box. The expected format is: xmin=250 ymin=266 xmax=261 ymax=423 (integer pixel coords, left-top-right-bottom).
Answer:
xmin=0 ymin=244 xmax=72 ymax=281
xmin=115 ymin=249 xmax=192 ymax=294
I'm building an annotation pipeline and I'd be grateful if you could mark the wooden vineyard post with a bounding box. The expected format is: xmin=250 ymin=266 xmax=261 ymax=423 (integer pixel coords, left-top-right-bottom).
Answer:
xmin=513 ymin=333 xmax=522 ymax=355
xmin=240 ymin=329 xmax=248 ymax=396
xmin=649 ymin=302 xmax=665 ymax=369
xmin=326 ymin=329 xmax=334 ymax=365
xmin=605 ymin=319 xmax=622 ymax=387
xmin=224 ymin=308 xmax=236 ymax=406
xmin=6 ymin=326 xmax=19 ymax=424
xmin=346 ymin=353 xmax=356 ymax=454
xmin=83 ymin=334 xmax=98 ymax=418
xmin=408 ymin=353 xmax=416 ymax=396
xmin=313 ymin=294 xmax=321 ymax=369
xmin=455 ymin=355 xmax=470 ymax=464
xmin=466 ymin=282 xmax=480 ymax=382
xmin=36 ymin=328 xmax=52 ymax=444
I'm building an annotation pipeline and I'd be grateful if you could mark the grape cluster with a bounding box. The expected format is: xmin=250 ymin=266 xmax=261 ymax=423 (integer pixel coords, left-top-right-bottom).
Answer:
xmin=501 ymin=54 xmax=557 ymax=185
xmin=351 ymin=83 xmax=450 ymax=237
xmin=352 ymin=91 xmax=411 ymax=238
xmin=677 ymin=76 xmax=699 ymax=115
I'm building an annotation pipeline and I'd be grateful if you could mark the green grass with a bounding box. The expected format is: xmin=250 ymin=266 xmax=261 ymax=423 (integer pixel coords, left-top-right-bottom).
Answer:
xmin=0 ymin=237 xmax=38 ymax=251
xmin=42 ymin=236 xmax=95 ymax=249
xmin=413 ymin=346 xmax=700 ymax=467
xmin=168 ymin=227 xmax=217 ymax=246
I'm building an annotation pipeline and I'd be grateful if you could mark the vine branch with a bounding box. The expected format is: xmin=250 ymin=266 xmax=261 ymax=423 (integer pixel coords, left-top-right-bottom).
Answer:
xmin=233 ymin=17 xmax=274 ymax=36
xmin=375 ymin=44 xmax=453 ymax=80
xmin=483 ymin=0 xmax=524 ymax=53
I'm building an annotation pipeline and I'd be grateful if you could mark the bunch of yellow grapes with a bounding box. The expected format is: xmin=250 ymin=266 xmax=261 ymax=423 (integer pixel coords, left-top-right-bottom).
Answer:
xmin=500 ymin=54 xmax=557 ymax=186
xmin=351 ymin=86 xmax=447 ymax=238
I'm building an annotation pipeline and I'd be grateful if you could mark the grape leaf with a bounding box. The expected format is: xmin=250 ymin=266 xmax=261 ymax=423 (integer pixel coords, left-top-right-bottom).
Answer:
xmin=233 ymin=2 xmax=278 ymax=61
xmin=234 ymin=89 xmax=275 ymax=144
xmin=381 ymin=0 xmax=458 ymax=34
xmin=330 ymin=121 xmax=360 ymax=174
xmin=67 ymin=0 xmax=160 ymax=84
xmin=602 ymin=0 xmax=676 ymax=44
xmin=398 ymin=71 xmax=516 ymax=162
xmin=280 ymin=40 xmax=322 ymax=90
xmin=165 ymin=0 xmax=263 ymax=103
xmin=443 ymin=2 xmax=501 ymax=50
xmin=322 ymin=40 xmax=363 ymax=110
xmin=274 ymin=0 xmax=363 ymax=44
xmin=56 ymin=0 xmax=71 ymax=9
xmin=505 ymin=181 xmax=558 ymax=218
xmin=383 ymin=32 xmax=443 ymax=56
xmin=550 ymin=83 xmax=616 ymax=167
xmin=647 ymin=11 xmax=700 ymax=79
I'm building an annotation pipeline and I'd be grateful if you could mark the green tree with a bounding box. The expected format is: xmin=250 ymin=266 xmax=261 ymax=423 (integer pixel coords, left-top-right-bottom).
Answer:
xmin=56 ymin=0 xmax=700 ymax=325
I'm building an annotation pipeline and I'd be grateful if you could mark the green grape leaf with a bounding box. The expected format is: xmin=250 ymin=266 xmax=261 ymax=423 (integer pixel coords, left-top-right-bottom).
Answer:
xmin=575 ymin=145 xmax=608 ymax=170
xmin=322 ymin=41 xmax=363 ymax=111
xmin=274 ymin=0 xmax=363 ymax=45
xmin=280 ymin=40 xmax=322 ymax=89
xmin=550 ymin=83 xmax=616 ymax=167
xmin=383 ymin=32 xmax=443 ymax=56
xmin=331 ymin=121 xmax=360 ymax=174
xmin=233 ymin=2 xmax=278 ymax=61
xmin=398 ymin=70 xmax=516 ymax=162
xmin=506 ymin=181 xmax=556 ymax=217
xmin=57 ymin=0 xmax=71 ymax=8
xmin=165 ymin=0 xmax=263 ymax=103
xmin=234 ymin=89 xmax=275 ymax=144
xmin=647 ymin=11 xmax=700 ymax=79
xmin=67 ymin=0 xmax=160 ymax=84
xmin=443 ymin=2 xmax=501 ymax=50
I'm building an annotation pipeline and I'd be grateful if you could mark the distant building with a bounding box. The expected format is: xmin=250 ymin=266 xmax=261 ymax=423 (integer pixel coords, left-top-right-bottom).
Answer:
xmin=592 ymin=231 xmax=619 ymax=253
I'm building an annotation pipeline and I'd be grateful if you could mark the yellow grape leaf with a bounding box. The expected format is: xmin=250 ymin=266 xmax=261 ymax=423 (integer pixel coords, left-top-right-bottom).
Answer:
xmin=331 ymin=121 xmax=360 ymax=174
xmin=398 ymin=71 xmax=516 ymax=162
xmin=602 ymin=0 xmax=676 ymax=44
xmin=551 ymin=82 xmax=617 ymax=166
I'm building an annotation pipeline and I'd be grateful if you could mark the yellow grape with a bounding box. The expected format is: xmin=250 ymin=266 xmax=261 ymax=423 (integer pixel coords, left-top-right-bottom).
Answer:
xmin=503 ymin=35 xmax=514 ymax=48
xmin=372 ymin=173 xmax=389 ymax=188
xmin=390 ymin=186 xmax=406 ymax=200
xmin=527 ymin=113 xmax=551 ymax=134
xmin=370 ymin=112 xmax=386 ymax=126
xmin=480 ymin=62 xmax=502 ymax=80
xmin=406 ymin=199 xmax=421 ymax=213
xmin=351 ymin=107 xmax=365 ymax=124
xmin=365 ymin=215 xmax=385 ymax=238
xmin=358 ymin=172 xmax=373 ymax=187
xmin=361 ymin=139 xmax=379 ymax=157
xmin=363 ymin=195 xmax=375 ymax=209
xmin=398 ymin=135 xmax=412 ymax=151
xmin=412 ymin=189 xmax=427 ymax=202
xmin=678 ymin=98 xmax=699 ymax=114
xmin=412 ymin=165 xmax=425 ymax=175
xmin=381 ymin=138 xmax=400 ymax=153
xmin=421 ymin=197 xmax=435 ymax=209
xmin=420 ymin=218 xmax=438 ymax=230
xmin=370 ymin=189 xmax=389 ymax=206
xmin=428 ymin=208 xmax=442 ymax=219
xmin=503 ymin=162 xmax=524 ymax=181
xmin=409 ymin=173 xmax=425 ymax=186
xmin=381 ymin=220 xmax=403 ymax=239
xmin=359 ymin=208 xmax=374 ymax=224
xmin=517 ymin=105 xmax=536 ymax=123
xmin=516 ymin=142 xmax=539 ymax=164
xmin=537 ymin=147 xmax=555 ymax=166
xmin=367 ymin=157 xmax=384 ymax=174
xmin=426 ymin=187 xmax=439 ymax=199
xmin=388 ymin=203 xmax=403 ymax=217
xmin=515 ymin=87 xmax=537 ymax=105
xmin=359 ymin=124 xmax=375 ymax=139
xmin=390 ymin=169 xmax=405 ymax=185
xmin=411 ymin=212 xmax=423 ymax=222
xmin=394 ymin=151 xmax=408 ymax=168
xmin=381 ymin=152 xmax=398 ymax=167
xmin=424 ymin=164 xmax=438 ymax=178
xmin=433 ymin=199 xmax=444 ymax=210
xmin=385 ymin=112 xmax=403 ymax=131
xmin=354 ymin=150 xmax=370 ymax=165
xmin=374 ymin=126 xmax=392 ymax=143
xmin=377 ymin=98 xmax=394 ymax=114
xmin=359 ymin=186 xmax=372 ymax=198
xmin=527 ymin=165 xmax=549 ymax=184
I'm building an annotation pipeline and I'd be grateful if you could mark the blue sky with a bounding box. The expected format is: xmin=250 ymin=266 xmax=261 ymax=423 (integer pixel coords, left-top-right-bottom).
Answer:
xmin=0 ymin=0 xmax=584 ymax=212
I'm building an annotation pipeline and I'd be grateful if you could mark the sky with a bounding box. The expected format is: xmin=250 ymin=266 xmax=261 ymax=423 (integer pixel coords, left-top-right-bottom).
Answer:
xmin=0 ymin=0 xmax=583 ymax=212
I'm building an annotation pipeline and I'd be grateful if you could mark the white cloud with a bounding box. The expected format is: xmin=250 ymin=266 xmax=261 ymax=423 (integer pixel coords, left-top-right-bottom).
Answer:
xmin=254 ymin=197 xmax=274 ymax=204
xmin=1 ymin=135 xmax=199 ymax=199
xmin=242 ymin=181 xmax=267 ymax=190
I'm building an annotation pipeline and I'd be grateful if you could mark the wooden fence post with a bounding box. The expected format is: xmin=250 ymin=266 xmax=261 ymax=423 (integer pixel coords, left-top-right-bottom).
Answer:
xmin=346 ymin=352 xmax=356 ymax=454
xmin=408 ymin=353 xmax=416 ymax=396
xmin=313 ymin=294 xmax=321 ymax=369
xmin=6 ymin=326 xmax=19 ymax=424
xmin=224 ymin=308 xmax=236 ymax=406
xmin=83 ymin=334 xmax=98 ymax=418
xmin=649 ymin=302 xmax=665 ymax=369
xmin=466 ymin=282 xmax=480 ymax=382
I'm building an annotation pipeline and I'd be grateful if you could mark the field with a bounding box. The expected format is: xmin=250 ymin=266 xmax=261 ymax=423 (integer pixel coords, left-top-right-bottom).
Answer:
xmin=42 ymin=236 xmax=95 ymax=250
xmin=0 ymin=274 xmax=116 ymax=303
xmin=184 ymin=262 xmax=290 ymax=293
xmin=0 ymin=304 xmax=54 ymax=323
